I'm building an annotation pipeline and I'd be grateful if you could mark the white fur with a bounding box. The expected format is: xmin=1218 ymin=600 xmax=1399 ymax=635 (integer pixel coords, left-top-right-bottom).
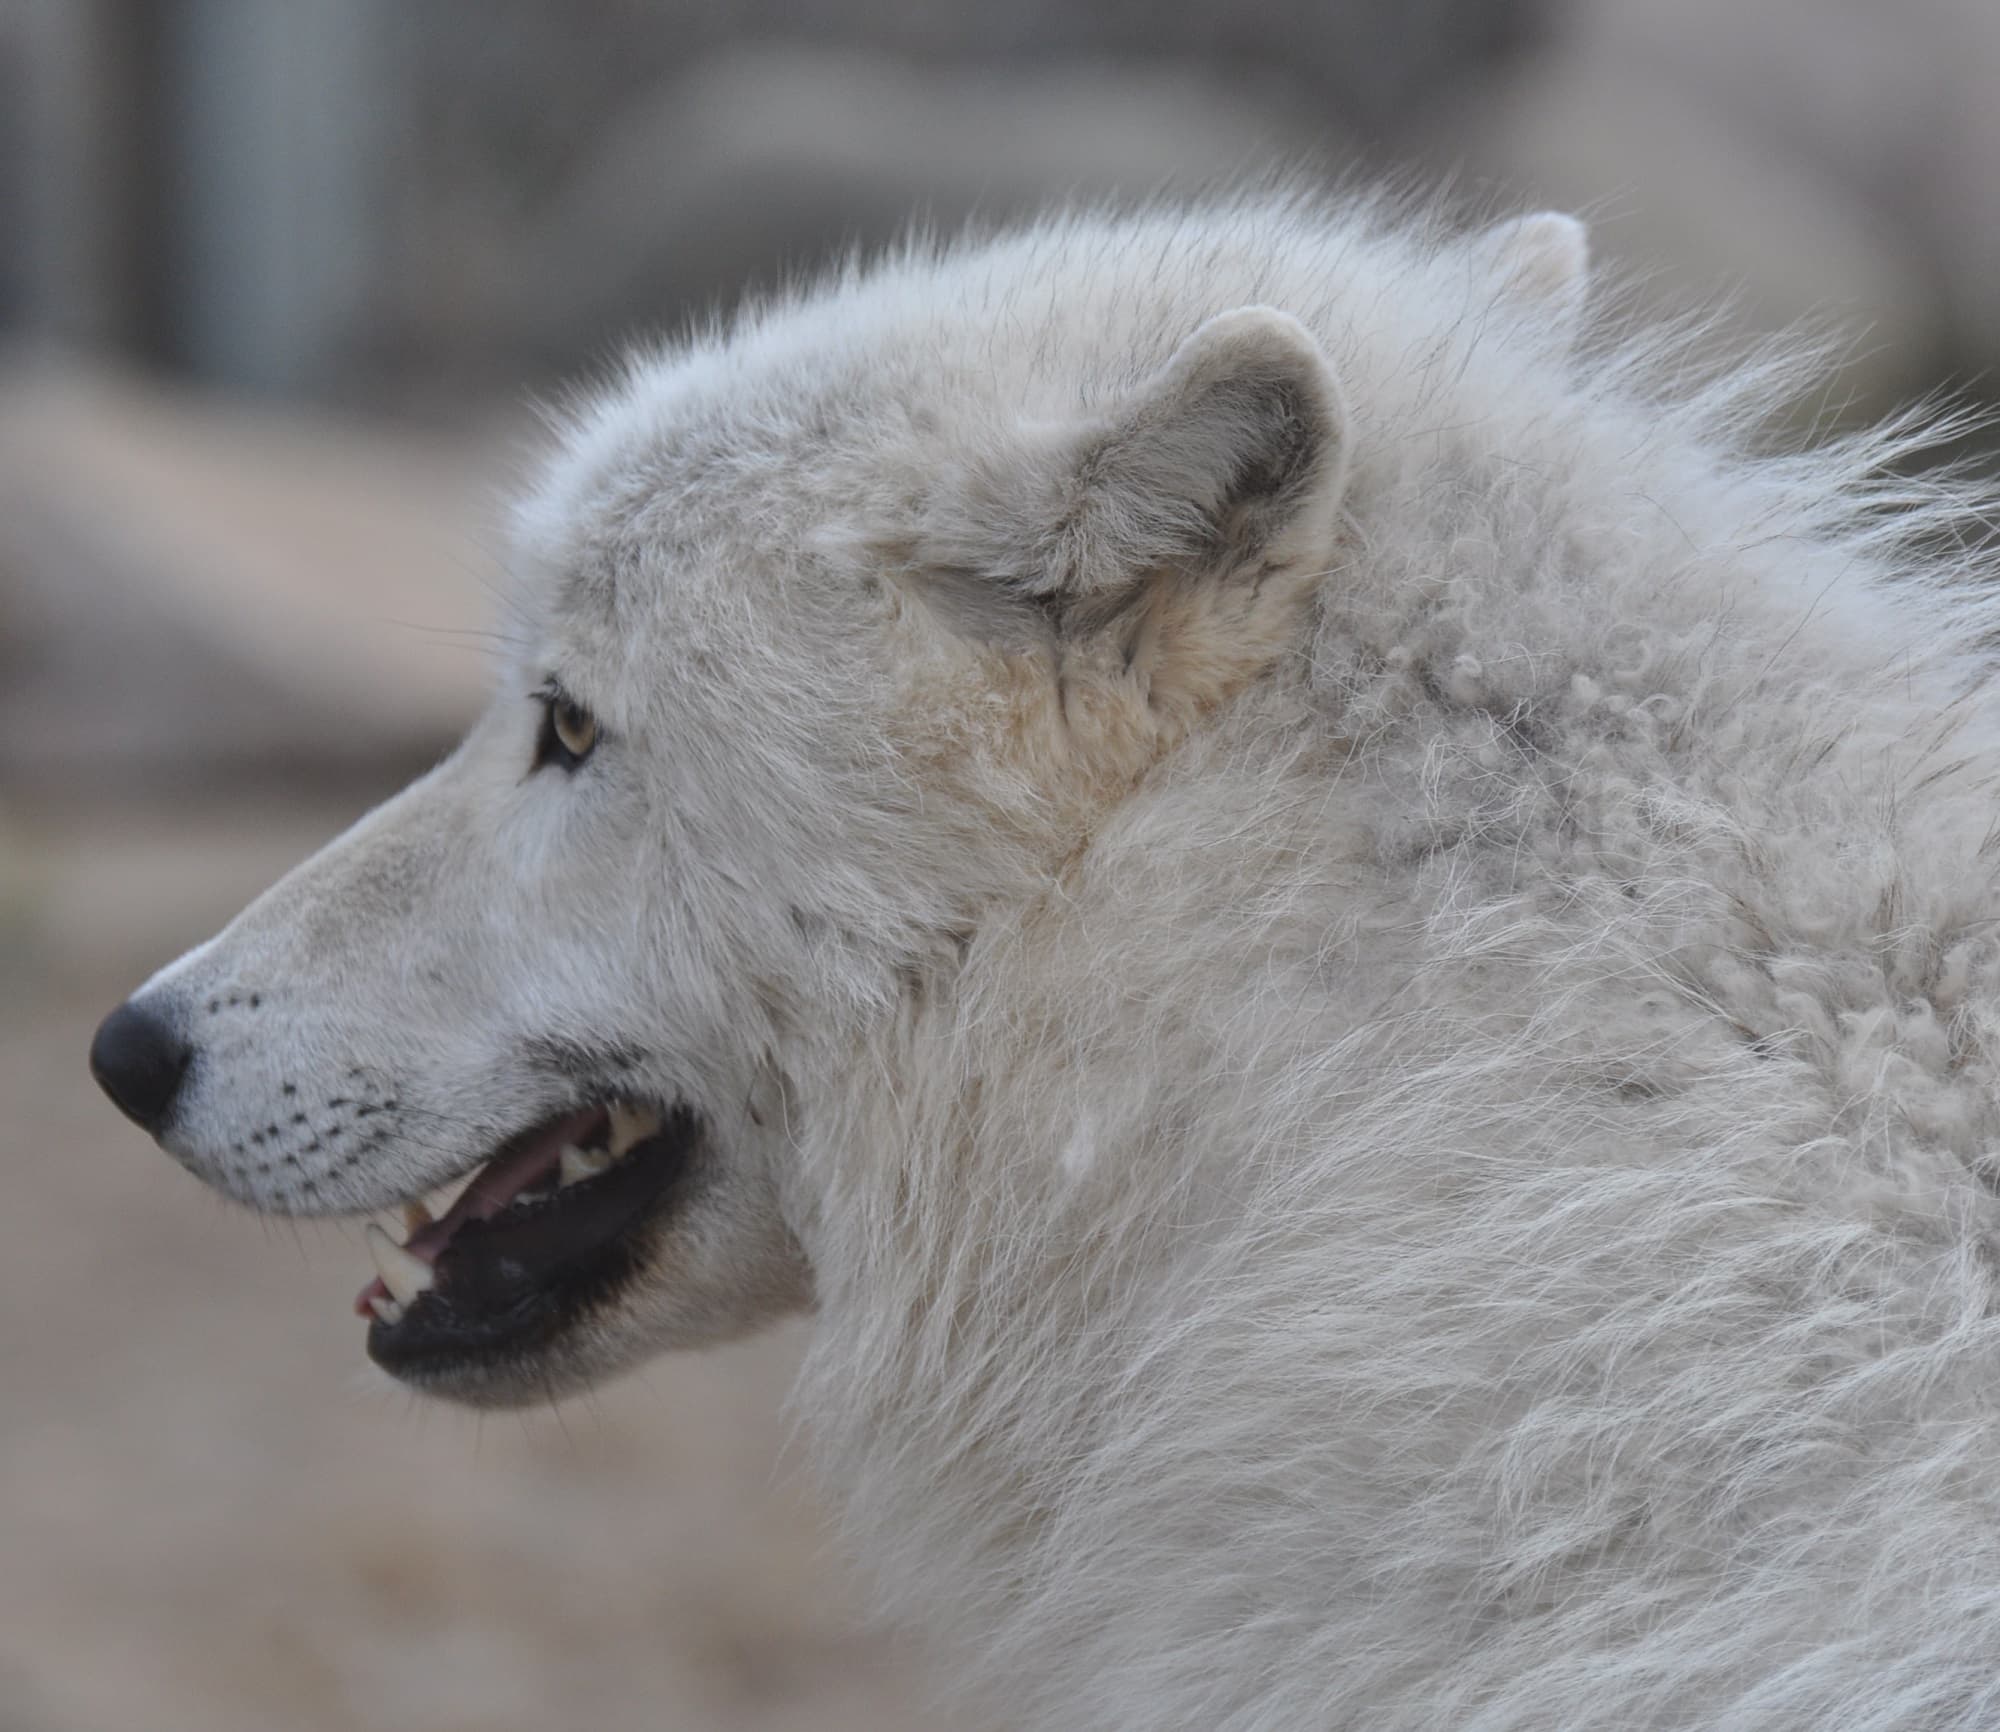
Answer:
xmin=133 ymin=188 xmax=2000 ymax=1728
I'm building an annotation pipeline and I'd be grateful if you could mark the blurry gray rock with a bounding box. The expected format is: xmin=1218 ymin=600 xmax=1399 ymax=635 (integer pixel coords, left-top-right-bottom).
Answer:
xmin=1419 ymin=0 xmax=2000 ymax=423
xmin=450 ymin=49 xmax=1347 ymax=380
xmin=392 ymin=0 xmax=1535 ymax=167
xmin=0 ymin=361 xmax=493 ymax=791
xmin=1603 ymin=0 xmax=2000 ymax=368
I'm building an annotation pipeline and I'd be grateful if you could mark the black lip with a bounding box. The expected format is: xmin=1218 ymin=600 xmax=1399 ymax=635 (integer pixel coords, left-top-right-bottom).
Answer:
xmin=367 ymin=1103 xmax=703 ymax=1376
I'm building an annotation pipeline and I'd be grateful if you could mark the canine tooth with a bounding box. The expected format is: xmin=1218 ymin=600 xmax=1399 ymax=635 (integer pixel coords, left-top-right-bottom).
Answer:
xmin=368 ymin=1293 xmax=406 ymax=1326
xmin=607 ymin=1102 xmax=661 ymax=1158
xmin=365 ymin=1223 xmax=435 ymax=1305
xmin=402 ymin=1198 xmax=433 ymax=1233
xmin=559 ymin=1143 xmax=613 ymax=1186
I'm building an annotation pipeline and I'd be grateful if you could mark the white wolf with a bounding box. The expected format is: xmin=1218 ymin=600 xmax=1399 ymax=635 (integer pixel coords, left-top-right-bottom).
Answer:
xmin=91 ymin=191 xmax=2000 ymax=1730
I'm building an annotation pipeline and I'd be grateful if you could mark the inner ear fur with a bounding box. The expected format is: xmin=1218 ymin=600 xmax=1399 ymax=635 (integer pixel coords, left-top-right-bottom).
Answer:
xmin=908 ymin=306 xmax=1351 ymax=699
xmin=1036 ymin=305 xmax=1350 ymax=608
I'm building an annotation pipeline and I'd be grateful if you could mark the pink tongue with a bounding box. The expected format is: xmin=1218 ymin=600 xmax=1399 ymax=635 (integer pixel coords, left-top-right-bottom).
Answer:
xmin=354 ymin=1105 xmax=608 ymax=1317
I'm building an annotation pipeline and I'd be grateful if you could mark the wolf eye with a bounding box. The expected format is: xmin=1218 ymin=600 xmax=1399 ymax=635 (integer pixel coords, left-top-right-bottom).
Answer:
xmin=534 ymin=687 xmax=599 ymax=772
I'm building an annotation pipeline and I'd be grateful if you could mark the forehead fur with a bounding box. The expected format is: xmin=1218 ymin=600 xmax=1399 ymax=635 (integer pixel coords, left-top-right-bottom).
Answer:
xmin=505 ymin=183 xmax=1976 ymax=754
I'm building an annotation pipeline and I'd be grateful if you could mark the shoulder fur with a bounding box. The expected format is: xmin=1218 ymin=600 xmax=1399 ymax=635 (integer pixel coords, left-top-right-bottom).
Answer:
xmin=570 ymin=187 xmax=2000 ymax=1730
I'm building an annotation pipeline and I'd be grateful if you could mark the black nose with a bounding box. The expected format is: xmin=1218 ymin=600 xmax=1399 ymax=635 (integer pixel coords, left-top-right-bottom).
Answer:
xmin=89 ymin=1000 xmax=191 ymax=1134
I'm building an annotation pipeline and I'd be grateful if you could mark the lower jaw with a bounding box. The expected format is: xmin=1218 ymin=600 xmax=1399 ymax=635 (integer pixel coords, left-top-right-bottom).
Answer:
xmin=367 ymin=1301 xmax=622 ymax=1405
xmin=364 ymin=1240 xmax=643 ymax=1391
xmin=372 ymin=1336 xmax=609 ymax=1407
xmin=365 ymin=1108 xmax=702 ymax=1391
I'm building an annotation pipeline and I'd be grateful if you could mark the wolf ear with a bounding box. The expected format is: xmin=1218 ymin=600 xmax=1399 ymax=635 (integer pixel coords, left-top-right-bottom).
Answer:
xmin=1474 ymin=211 xmax=1591 ymax=338
xmin=909 ymin=307 xmax=1350 ymax=728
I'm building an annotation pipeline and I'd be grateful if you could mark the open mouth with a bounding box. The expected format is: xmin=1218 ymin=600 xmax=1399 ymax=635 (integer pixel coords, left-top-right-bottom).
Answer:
xmin=357 ymin=1099 xmax=700 ymax=1376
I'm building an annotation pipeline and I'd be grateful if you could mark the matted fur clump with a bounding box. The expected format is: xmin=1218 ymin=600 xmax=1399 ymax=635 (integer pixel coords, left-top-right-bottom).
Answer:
xmin=95 ymin=189 xmax=2000 ymax=1730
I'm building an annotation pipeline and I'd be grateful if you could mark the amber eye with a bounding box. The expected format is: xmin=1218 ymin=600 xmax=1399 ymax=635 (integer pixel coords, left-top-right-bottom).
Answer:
xmin=552 ymin=697 xmax=596 ymax=758
xmin=534 ymin=685 xmax=599 ymax=771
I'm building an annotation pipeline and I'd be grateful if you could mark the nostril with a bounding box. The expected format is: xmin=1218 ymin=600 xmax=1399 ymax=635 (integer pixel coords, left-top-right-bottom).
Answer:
xmin=89 ymin=1000 xmax=192 ymax=1135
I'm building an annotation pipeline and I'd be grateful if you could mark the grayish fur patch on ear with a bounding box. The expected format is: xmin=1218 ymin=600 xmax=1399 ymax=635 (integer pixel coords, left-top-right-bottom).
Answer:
xmin=907 ymin=561 xmax=1060 ymax=653
xmin=1038 ymin=305 xmax=1347 ymax=599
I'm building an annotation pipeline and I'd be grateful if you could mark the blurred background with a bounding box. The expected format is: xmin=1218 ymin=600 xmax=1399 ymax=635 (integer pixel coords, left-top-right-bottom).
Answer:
xmin=3 ymin=2 xmax=1998 ymax=1728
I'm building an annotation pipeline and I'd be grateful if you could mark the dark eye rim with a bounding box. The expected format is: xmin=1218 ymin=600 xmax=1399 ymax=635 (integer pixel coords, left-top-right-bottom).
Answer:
xmin=531 ymin=680 xmax=599 ymax=774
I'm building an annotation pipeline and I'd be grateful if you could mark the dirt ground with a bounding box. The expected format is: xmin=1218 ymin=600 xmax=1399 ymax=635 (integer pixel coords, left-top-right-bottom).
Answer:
xmin=0 ymin=794 xmax=948 ymax=1732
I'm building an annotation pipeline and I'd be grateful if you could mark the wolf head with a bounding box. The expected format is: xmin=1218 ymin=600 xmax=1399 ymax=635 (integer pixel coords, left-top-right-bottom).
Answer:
xmin=88 ymin=202 xmax=1585 ymax=1405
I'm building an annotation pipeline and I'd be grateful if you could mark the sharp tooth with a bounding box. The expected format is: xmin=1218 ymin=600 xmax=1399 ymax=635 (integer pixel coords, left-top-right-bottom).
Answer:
xmin=607 ymin=1102 xmax=661 ymax=1158
xmin=366 ymin=1223 xmax=435 ymax=1305
xmin=559 ymin=1143 xmax=612 ymax=1186
xmin=402 ymin=1198 xmax=433 ymax=1234
xmin=368 ymin=1293 xmax=406 ymax=1326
